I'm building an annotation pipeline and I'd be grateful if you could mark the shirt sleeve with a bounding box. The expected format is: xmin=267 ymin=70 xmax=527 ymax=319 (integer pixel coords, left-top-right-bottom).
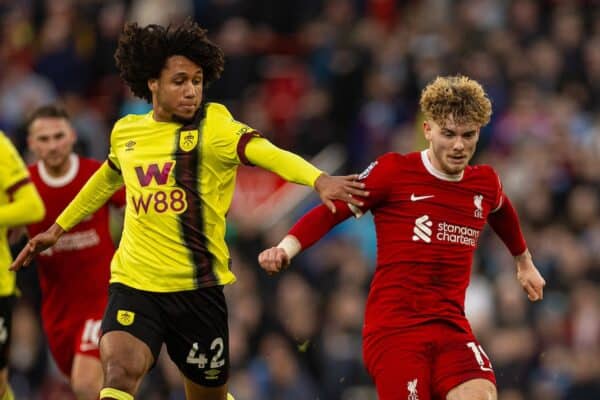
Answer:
xmin=346 ymin=154 xmax=393 ymax=218
xmin=0 ymin=183 xmax=45 ymax=227
xmin=487 ymin=193 xmax=527 ymax=256
xmin=106 ymin=120 xmax=122 ymax=172
xmin=209 ymin=104 xmax=259 ymax=166
xmin=244 ymin=137 xmax=322 ymax=187
xmin=0 ymin=133 xmax=30 ymax=192
xmin=490 ymin=167 xmax=504 ymax=212
xmin=107 ymin=145 xmax=121 ymax=172
xmin=289 ymin=202 xmax=353 ymax=250
xmin=208 ymin=103 xmax=323 ymax=187
xmin=0 ymin=133 xmax=45 ymax=226
xmin=56 ymin=161 xmax=124 ymax=231
xmin=109 ymin=186 xmax=127 ymax=208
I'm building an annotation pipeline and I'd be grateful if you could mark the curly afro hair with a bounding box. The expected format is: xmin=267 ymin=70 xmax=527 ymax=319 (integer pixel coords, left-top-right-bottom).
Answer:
xmin=114 ymin=19 xmax=224 ymax=103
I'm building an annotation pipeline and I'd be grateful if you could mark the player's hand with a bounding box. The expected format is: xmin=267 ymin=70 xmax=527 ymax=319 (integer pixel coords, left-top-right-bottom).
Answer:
xmin=258 ymin=247 xmax=290 ymax=275
xmin=314 ymin=173 xmax=369 ymax=213
xmin=515 ymin=250 xmax=545 ymax=302
xmin=10 ymin=223 xmax=64 ymax=271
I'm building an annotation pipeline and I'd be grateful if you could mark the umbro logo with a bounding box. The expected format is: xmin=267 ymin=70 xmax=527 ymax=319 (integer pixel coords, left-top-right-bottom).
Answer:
xmin=125 ymin=140 xmax=136 ymax=151
xmin=410 ymin=193 xmax=434 ymax=201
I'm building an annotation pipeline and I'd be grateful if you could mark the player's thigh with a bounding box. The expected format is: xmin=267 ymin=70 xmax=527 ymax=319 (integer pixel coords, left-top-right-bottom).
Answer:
xmin=183 ymin=376 xmax=228 ymax=400
xmin=100 ymin=284 xmax=165 ymax=386
xmin=364 ymin=334 xmax=432 ymax=400
xmin=446 ymin=378 xmax=497 ymax=400
xmin=432 ymin=327 xmax=496 ymax=399
xmin=0 ymin=295 xmax=15 ymax=371
xmin=163 ymin=285 xmax=230 ymax=388
xmin=100 ymin=331 xmax=154 ymax=391
xmin=71 ymin=353 xmax=103 ymax=398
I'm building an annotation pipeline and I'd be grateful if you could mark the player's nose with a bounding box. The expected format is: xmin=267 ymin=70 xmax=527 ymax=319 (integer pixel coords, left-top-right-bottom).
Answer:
xmin=452 ymin=137 xmax=465 ymax=150
xmin=182 ymin=81 xmax=196 ymax=97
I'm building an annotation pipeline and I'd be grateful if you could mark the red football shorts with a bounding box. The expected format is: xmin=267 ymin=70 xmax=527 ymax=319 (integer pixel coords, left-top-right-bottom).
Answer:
xmin=363 ymin=321 xmax=496 ymax=400
xmin=44 ymin=315 xmax=103 ymax=376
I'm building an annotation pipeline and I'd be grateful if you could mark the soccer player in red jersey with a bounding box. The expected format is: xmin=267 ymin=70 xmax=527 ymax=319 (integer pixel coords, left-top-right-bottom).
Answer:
xmin=258 ymin=75 xmax=546 ymax=400
xmin=24 ymin=105 xmax=125 ymax=400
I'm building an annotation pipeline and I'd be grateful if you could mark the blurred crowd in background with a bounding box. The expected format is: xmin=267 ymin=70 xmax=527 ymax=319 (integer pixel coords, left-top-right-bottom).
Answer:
xmin=1 ymin=0 xmax=599 ymax=399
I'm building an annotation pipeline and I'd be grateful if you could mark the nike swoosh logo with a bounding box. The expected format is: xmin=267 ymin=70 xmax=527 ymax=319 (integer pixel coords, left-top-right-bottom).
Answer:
xmin=411 ymin=194 xmax=435 ymax=201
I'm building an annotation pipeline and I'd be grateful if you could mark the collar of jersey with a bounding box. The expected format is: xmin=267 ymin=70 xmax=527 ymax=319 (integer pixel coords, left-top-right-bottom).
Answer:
xmin=38 ymin=153 xmax=79 ymax=187
xmin=420 ymin=150 xmax=464 ymax=182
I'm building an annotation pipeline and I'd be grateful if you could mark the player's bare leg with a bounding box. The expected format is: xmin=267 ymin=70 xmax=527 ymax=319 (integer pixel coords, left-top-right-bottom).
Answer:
xmin=71 ymin=353 xmax=103 ymax=400
xmin=182 ymin=376 xmax=233 ymax=400
xmin=99 ymin=331 xmax=154 ymax=399
xmin=446 ymin=378 xmax=496 ymax=400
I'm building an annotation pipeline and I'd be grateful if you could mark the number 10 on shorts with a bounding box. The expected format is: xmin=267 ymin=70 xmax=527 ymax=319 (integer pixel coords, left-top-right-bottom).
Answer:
xmin=467 ymin=341 xmax=493 ymax=372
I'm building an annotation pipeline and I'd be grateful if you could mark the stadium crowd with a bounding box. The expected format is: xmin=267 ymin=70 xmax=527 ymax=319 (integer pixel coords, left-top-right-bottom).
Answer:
xmin=0 ymin=0 xmax=599 ymax=399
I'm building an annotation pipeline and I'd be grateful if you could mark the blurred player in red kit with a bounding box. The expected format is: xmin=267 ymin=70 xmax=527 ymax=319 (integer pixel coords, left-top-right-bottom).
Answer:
xmin=24 ymin=105 xmax=125 ymax=400
xmin=259 ymin=75 xmax=546 ymax=400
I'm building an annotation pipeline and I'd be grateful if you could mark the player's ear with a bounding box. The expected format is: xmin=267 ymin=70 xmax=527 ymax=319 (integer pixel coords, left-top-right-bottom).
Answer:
xmin=148 ymin=79 xmax=158 ymax=93
xmin=26 ymin=131 xmax=34 ymax=149
xmin=423 ymin=120 xmax=432 ymax=141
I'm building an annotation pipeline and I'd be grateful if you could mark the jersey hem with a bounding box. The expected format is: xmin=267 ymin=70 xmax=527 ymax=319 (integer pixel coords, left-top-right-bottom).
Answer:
xmin=109 ymin=276 xmax=237 ymax=293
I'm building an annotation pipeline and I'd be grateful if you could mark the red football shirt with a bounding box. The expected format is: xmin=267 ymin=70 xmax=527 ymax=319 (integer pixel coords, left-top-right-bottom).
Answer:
xmin=27 ymin=155 xmax=125 ymax=329
xmin=290 ymin=151 xmax=504 ymax=337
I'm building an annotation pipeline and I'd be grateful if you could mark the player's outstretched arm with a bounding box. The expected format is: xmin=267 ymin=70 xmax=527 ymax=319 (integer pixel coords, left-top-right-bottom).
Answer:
xmin=244 ymin=137 xmax=368 ymax=213
xmin=258 ymin=239 xmax=294 ymax=275
xmin=10 ymin=223 xmax=64 ymax=271
xmin=55 ymin=161 xmax=124 ymax=232
xmin=258 ymin=201 xmax=353 ymax=275
xmin=313 ymin=173 xmax=367 ymax=213
xmin=515 ymin=249 xmax=545 ymax=301
xmin=0 ymin=182 xmax=45 ymax=227
xmin=488 ymin=193 xmax=545 ymax=301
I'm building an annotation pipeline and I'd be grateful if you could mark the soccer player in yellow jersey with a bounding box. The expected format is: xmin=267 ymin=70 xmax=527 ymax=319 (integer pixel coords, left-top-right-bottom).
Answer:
xmin=11 ymin=20 xmax=367 ymax=400
xmin=0 ymin=132 xmax=45 ymax=400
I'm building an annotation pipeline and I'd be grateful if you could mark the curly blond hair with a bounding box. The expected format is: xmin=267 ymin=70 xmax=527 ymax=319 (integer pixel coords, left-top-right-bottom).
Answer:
xmin=419 ymin=75 xmax=492 ymax=127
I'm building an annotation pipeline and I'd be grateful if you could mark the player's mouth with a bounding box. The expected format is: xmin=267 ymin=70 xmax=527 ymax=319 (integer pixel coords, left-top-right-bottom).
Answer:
xmin=179 ymin=103 xmax=197 ymax=112
xmin=46 ymin=154 xmax=65 ymax=165
xmin=448 ymin=155 xmax=466 ymax=164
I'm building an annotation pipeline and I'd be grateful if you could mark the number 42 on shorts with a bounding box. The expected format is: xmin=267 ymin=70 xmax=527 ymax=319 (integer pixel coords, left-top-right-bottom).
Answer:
xmin=186 ymin=337 xmax=225 ymax=369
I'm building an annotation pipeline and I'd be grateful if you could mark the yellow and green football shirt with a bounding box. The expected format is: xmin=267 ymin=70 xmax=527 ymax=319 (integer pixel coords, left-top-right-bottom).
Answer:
xmin=0 ymin=133 xmax=33 ymax=295
xmin=56 ymin=102 xmax=322 ymax=292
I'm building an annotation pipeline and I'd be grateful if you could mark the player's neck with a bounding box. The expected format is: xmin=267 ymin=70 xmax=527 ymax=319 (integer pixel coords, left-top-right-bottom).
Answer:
xmin=422 ymin=149 xmax=463 ymax=181
xmin=44 ymin=158 xmax=72 ymax=178
xmin=152 ymin=107 xmax=171 ymax=122
xmin=38 ymin=154 xmax=79 ymax=187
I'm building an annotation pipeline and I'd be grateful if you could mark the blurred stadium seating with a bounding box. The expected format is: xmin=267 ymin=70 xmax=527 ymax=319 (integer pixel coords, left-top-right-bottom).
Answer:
xmin=2 ymin=0 xmax=599 ymax=399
